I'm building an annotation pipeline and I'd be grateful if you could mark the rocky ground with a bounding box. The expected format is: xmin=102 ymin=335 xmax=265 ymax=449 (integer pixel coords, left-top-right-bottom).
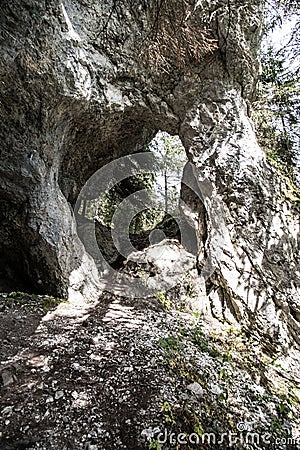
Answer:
xmin=0 ymin=286 xmax=300 ymax=450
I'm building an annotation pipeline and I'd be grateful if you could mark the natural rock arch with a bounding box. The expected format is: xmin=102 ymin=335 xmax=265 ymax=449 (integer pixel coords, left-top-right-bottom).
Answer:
xmin=0 ymin=0 xmax=299 ymax=348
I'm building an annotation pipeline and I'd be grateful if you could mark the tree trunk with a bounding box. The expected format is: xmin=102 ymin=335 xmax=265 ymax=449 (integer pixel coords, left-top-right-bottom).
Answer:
xmin=164 ymin=169 xmax=168 ymax=214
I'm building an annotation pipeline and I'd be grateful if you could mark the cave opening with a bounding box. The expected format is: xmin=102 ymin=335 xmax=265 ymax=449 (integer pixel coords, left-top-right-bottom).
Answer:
xmin=74 ymin=131 xmax=195 ymax=271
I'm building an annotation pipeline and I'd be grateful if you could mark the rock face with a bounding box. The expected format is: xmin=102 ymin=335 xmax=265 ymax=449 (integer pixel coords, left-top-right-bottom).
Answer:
xmin=0 ymin=1 xmax=299 ymax=348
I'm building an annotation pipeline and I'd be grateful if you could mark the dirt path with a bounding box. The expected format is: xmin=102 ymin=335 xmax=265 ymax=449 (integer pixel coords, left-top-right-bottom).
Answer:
xmin=1 ymin=292 xmax=300 ymax=450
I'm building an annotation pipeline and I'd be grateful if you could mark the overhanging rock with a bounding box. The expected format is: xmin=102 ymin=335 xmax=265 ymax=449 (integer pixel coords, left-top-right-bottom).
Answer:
xmin=0 ymin=0 xmax=299 ymax=348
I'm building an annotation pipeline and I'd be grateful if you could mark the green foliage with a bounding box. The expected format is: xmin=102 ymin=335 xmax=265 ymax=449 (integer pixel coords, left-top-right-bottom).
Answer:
xmin=266 ymin=0 xmax=300 ymax=75
xmin=219 ymin=368 xmax=231 ymax=382
xmin=148 ymin=132 xmax=187 ymax=215
xmin=272 ymin=417 xmax=283 ymax=431
xmin=161 ymin=401 xmax=176 ymax=425
xmin=158 ymin=335 xmax=180 ymax=351
xmin=77 ymin=150 xmax=160 ymax=234
xmin=148 ymin=439 xmax=161 ymax=450
xmin=155 ymin=291 xmax=171 ymax=310
xmin=254 ymin=48 xmax=299 ymax=172
xmin=254 ymin=4 xmax=300 ymax=187
xmin=180 ymin=326 xmax=209 ymax=352
xmin=158 ymin=326 xmax=220 ymax=386
xmin=172 ymin=405 xmax=205 ymax=443
xmin=1 ymin=292 xmax=62 ymax=312
xmin=81 ymin=132 xmax=187 ymax=235
xmin=96 ymin=171 xmax=157 ymax=234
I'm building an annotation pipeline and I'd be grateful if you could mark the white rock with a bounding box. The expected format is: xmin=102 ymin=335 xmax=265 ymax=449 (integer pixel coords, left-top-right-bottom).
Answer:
xmin=1 ymin=370 xmax=15 ymax=387
xmin=210 ymin=383 xmax=222 ymax=396
xmin=72 ymin=390 xmax=79 ymax=399
xmin=187 ymin=382 xmax=204 ymax=398
xmin=55 ymin=390 xmax=64 ymax=400
xmin=1 ymin=406 xmax=13 ymax=416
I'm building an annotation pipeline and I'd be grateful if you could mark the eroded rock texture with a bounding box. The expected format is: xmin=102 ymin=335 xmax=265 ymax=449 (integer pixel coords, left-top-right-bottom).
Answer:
xmin=0 ymin=0 xmax=299 ymax=348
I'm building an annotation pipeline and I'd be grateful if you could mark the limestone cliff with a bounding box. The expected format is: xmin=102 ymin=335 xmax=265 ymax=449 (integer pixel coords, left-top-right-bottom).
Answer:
xmin=0 ymin=0 xmax=299 ymax=352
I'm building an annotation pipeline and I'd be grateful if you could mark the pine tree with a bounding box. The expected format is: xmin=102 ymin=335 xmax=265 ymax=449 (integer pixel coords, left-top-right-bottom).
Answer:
xmin=253 ymin=1 xmax=300 ymax=184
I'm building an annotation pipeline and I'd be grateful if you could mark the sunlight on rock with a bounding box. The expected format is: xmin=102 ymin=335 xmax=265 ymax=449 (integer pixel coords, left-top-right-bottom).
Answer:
xmin=0 ymin=1 xmax=299 ymax=448
xmin=102 ymin=300 xmax=144 ymax=330
xmin=61 ymin=3 xmax=81 ymax=41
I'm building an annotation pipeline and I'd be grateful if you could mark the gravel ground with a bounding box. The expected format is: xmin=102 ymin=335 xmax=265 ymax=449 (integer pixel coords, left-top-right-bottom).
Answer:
xmin=0 ymin=291 xmax=300 ymax=450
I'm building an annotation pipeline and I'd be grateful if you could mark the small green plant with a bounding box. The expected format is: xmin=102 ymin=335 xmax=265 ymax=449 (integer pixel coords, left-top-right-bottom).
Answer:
xmin=193 ymin=420 xmax=204 ymax=438
xmin=155 ymin=291 xmax=171 ymax=310
xmin=158 ymin=335 xmax=180 ymax=351
xmin=165 ymin=353 xmax=201 ymax=383
xmin=222 ymin=351 xmax=233 ymax=363
xmin=161 ymin=401 xmax=176 ymax=425
xmin=219 ymin=368 xmax=227 ymax=380
xmin=149 ymin=439 xmax=161 ymax=450
xmin=4 ymin=292 xmax=62 ymax=312
xmin=176 ymin=406 xmax=205 ymax=440
xmin=180 ymin=326 xmax=210 ymax=352
xmin=219 ymin=388 xmax=229 ymax=402
xmin=277 ymin=395 xmax=292 ymax=418
xmin=191 ymin=327 xmax=207 ymax=349
xmin=272 ymin=417 xmax=282 ymax=431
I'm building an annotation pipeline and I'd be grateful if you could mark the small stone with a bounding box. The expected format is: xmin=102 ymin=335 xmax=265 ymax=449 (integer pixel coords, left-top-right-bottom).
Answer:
xmin=72 ymin=391 xmax=79 ymax=400
xmin=210 ymin=383 xmax=222 ymax=396
xmin=46 ymin=396 xmax=54 ymax=403
xmin=71 ymin=363 xmax=81 ymax=370
xmin=55 ymin=390 xmax=64 ymax=400
xmin=187 ymin=382 xmax=204 ymax=398
xmin=1 ymin=406 xmax=13 ymax=416
xmin=1 ymin=370 xmax=15 ymax=387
